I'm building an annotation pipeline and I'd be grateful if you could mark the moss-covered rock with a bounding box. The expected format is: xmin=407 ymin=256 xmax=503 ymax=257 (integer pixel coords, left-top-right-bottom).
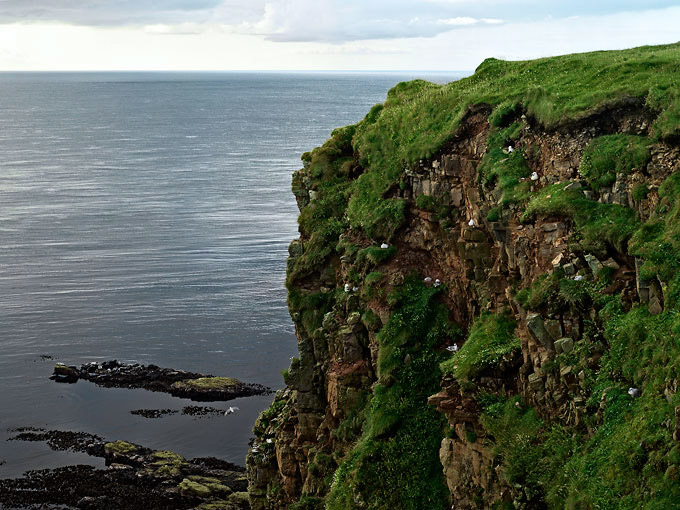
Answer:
xmin=172 ymin=376 xmax=241 ymax=391
xmin=178 ymin=476 xmax=232 ymax=499
xmin=104 ymin=440 xmax=139 ymax=456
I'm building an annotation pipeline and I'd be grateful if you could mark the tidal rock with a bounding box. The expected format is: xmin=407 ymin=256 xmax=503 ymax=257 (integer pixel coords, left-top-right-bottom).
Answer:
xmin=51 ymin=360 xmax=271 ymax=402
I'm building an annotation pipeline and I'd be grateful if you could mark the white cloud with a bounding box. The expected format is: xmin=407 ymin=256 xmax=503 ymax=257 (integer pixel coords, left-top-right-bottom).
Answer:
xmin=436 ymin=17 xmax=503 ymax=25
xmin=436 ymin=17 xmax=479 ymax=25
xmin=0 ymin=4 xmax=679 ymax=70
xmin=144 ymin=23 xmax=208 ymax=35
xmin=1 ymin=0 xmax=678 ymax=44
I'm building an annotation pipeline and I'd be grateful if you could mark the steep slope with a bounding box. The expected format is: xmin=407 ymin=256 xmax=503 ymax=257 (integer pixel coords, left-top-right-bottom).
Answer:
xmin=247 ymin=42 xmax=680 ymax=510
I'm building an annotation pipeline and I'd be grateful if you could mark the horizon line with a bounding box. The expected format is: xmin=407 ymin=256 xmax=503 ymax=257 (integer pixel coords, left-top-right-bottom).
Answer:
xmin=0 ymin=69 xmax=473 ymax=74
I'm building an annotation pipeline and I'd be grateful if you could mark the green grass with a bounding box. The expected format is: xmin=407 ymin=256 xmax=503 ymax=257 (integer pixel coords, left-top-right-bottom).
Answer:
xmin=172 ymin=376 xmax=241 ymax=391
xmin=523 ymin=182 xmax=639 ymax=256
xmin=289 ymin=495 xmax=325 ymax=510
xmin=338 ymin=42 xmax=680 ymax=240
xmin=355 ymin=245 xmax=397 ymax=270
xmin=290 ymin=42 xmax=680 ymax=263
xmin=629 ymin=171 xmax=680 ymax=306
xmin=276 ymin=42 xmax=680 ymax=509
xmin=580 ymin=134 xmax=652 ymax=191
xmin=514 ymin=273 xmax=559 ymax=310
xmin=515 ymin=272 xmax=597 ymax=314
xmin=288 ymin=125 xmax=355 ymax=283
xmin=441 ymin=311 xmax=520 ymax=381
xmin=288 ymin=289 xmax=334 ymax=338
xmin=326 ymin=278 xmax=455 ymax=510
xmin=476 ymin=268 xmax=680 ymax=509
xmin=478 ymin=123 xmax=532 ymax=205
xmin=415 ymin=194 xmax=438 ymax=212
xmin=364 ymin=271 xmax=384 ymax=286
xmin=632 ymin=182 xmax=650 ymax=202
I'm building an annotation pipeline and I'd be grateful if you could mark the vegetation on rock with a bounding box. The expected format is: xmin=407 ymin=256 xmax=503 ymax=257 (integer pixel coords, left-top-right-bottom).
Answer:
xmin=441 ymin=312 xmax=520 ymax=381
xmin=251 ymin=42 xmax=680 ymax=510
xmin=326 ymin=278 xmax=452 ymax=510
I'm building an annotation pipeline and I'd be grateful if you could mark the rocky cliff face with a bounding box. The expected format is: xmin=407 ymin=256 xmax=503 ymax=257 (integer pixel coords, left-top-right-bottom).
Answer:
xmin=247 ymin=44 xmax=680 ymax=510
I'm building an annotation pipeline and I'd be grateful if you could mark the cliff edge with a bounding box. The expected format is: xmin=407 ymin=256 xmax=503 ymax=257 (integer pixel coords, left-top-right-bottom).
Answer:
xmin=247 ymin=43 xmax=680 ymax=510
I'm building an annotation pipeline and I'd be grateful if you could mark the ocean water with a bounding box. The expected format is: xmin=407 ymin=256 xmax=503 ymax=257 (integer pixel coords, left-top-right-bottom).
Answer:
xmin=0 ymin=71 xmax=464 ymax=478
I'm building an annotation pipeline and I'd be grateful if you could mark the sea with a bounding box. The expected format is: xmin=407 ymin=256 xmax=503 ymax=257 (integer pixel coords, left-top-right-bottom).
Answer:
xmin=0 ymin=71 xmax=464 ymax=478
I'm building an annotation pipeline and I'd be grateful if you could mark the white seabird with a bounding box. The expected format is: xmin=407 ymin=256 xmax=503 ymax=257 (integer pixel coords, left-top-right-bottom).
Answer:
xmin=507 ymin=145 xmax=514 ymax=153
xmin=352 ymin=286 xmax=358 ymax=292
xmin=468 ymin=219 xmax=475 ymax=227
xmin=224 ymin=406 xmax=240 ymax=415
xmin=628 ymin=387 xmax=641 ymax=398
xmin=380 ymin=243 xmax=389 ymax=249
xmin=344 ymin=283 xmax=351 ymax=293
xmin=530 ymin=171 xmax=539 ymax=181
xmin=424 ymin=277 xmax=433 ymax=283
xmin=446 ymin=343 xmax=458 ymax=352
xmin=433 ymin=279 xmax=441 ymax=288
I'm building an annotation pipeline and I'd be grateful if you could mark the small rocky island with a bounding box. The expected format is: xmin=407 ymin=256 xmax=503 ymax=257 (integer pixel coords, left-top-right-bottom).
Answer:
xmin=52 ymin=360 xmax=271 ymax=401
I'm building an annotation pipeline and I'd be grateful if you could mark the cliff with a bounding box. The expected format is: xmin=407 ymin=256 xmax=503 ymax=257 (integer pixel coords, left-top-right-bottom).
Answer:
xmin=247 ymin=43 xmax=680 ymax=510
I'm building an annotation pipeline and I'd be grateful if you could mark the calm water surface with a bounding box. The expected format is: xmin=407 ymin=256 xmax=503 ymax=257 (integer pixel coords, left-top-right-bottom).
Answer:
xmin=0 ymin=71 xmax=463 ymax=477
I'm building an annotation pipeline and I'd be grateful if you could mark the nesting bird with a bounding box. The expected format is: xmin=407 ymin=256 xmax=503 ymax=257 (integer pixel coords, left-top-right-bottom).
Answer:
xmin=530 ymin=171 xmax=539 ymax=181
xmin=380 ymin=243 xmax=389 ymax=249
xmin=468 ymin=219 xmax=475 ymax=227
xmin=507 ymin=145 xmax=514 ymax=153
xmin=344 ymin=283 xmax=351 ymax=293
xmin=433 ymin=278 xmax=441 ymax=288
xmin=424 ymin=277 xmax=433 ymax=283
xmin=628 ymin=387 xmax=641 ymax=398
xmin=446 ymin=343 xmax=458 ymax=352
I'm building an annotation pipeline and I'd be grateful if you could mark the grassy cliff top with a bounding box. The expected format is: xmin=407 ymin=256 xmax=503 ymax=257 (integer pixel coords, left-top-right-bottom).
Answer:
xmin=357 ymin=41 xmax=680 ymax=169
xmin=294 ymin=43 xmax=680 ymax=258
xmin=290 ymin=42 xmax=680 ymax=283
xmin=281 ymin=42 xmax=680 ymax=510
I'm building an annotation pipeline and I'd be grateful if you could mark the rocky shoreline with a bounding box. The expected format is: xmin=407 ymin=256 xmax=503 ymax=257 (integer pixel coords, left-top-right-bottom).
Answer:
xmin=0 ymin=360 xmax=271 ymax=508
xmin=52 ymin=360 xmax=271 ymax=402
xmin=1 ymin=429 xmax=250 ymax=510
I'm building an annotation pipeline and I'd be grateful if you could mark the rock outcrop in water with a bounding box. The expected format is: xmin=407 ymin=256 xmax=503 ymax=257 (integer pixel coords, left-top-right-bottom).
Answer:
xmin=52 ymin=360 xmax=271 ymax=402
xmin=1 ymin=428 xmax=249 ymax=510
xmin=246 ymin=43 xmax=680 ymax=509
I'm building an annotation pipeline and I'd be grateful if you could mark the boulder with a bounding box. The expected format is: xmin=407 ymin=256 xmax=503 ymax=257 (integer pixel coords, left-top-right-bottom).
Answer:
xmin=584 ymin=254 xmax=604 ymax=274
xmin=526 ymin=314 xmax=555 ymax=351
xmin=528 ymin=372 xmax=545 ymax=391
xmin=52 ymin=364 xmax=80 ymax=383
xmin=554 ymin=337 xmax=574 ymax=354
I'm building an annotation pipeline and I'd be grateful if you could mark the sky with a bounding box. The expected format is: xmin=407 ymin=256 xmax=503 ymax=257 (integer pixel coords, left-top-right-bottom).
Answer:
xmin=0 ymin=1 xmax=679 ymax=71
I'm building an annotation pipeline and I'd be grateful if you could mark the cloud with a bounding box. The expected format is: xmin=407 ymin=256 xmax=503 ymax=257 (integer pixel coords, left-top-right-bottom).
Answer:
xmin=436 ymin=17 xmax=503 ymax=25
xmin=144 ymin=23 xmax=208 ymax=35
xmin=0 ymin=0 xmax=261 ymax=26
xmin=233 ymin=0 xmax=508 ymax=42
xmin=1 ymin=5 xmax=679 ymax=71
xmin=0 ymin=0 xmax=679 ymax=43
